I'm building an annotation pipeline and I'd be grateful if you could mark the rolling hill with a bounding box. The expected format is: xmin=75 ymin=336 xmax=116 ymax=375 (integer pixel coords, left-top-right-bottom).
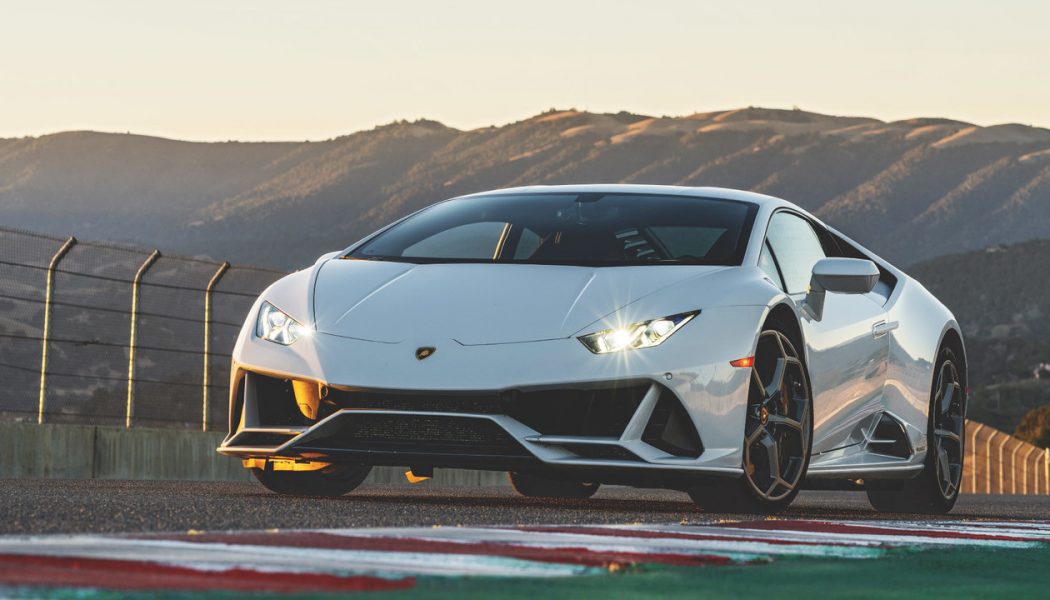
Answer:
xmin=2 ymin=107 xmax=1050 ymax=268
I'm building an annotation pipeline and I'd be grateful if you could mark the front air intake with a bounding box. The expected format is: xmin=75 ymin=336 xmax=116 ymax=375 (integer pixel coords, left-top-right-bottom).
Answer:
xmin=642 ymin=390 xmax=703 ymax=458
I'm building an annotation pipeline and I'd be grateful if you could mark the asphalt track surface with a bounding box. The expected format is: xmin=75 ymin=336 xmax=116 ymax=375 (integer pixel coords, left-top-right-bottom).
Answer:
xmin=2 ymin=479 xmax=1048 ymax=535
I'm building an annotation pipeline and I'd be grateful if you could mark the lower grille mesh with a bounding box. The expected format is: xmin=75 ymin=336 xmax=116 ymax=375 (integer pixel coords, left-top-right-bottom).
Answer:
xmin=311 ymin=414 xmax=528 ymax=457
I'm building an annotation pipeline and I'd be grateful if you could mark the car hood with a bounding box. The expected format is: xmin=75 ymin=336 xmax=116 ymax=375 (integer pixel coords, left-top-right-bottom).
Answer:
xmin=311 ymin=259 xmax=726 ymax=345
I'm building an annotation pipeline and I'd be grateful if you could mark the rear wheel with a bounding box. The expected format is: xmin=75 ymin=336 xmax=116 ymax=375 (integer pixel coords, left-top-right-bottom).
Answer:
xmin=252 ymin=464 xmax=372 ymax=497
xmin=689 ymin=327 xmax=813 ymax=513
xmin=867 ymin=346 xmax=965 ymax=514
xmin=508 ymin=472 xmax=600 ymax=499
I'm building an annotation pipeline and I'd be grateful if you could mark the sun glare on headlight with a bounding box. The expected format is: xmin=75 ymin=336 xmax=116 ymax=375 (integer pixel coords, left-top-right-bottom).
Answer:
xmin=257 ymin=301 xmax=309 ymax=345
xmin=578 ymin=311 xmax=698 ymax=354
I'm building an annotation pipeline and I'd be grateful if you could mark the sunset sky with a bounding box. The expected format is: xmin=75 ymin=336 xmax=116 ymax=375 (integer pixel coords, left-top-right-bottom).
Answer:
xmin=2 ymin=0 xmax=1047 ymax=141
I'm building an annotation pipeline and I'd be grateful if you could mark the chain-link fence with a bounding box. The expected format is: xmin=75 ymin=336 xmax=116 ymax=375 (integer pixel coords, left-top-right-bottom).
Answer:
xmin=0 ymin=226 xmax=285 ymax=430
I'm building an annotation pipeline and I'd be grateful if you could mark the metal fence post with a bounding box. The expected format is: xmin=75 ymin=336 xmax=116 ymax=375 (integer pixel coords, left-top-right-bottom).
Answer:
xmin=1037 ymin=449 xmax=1042 ymax=497
xmin=985 ymin=430 xmax=995 ymax=494
xmin=125 ymin=250 xmax=160 ymax=428
xmin=968 ymin=422 xmax=982 ymax=494
xmin=202 ymin=262 xmax=229 ymax=432
xmin=1022 ymin=446 xmax=1035 ymax=495
xmin=1008 ymin=442 xmax=1017 ymax=495
xmin=998 ymin=434 xmax=1009 ymax=494
xmin=37 ymin=236 xmax=76 ymax=424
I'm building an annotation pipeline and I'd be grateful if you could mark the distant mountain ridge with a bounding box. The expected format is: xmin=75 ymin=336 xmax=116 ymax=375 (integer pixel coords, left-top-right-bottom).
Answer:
xmin=2 ymin=107 xmax=1050 ymax=268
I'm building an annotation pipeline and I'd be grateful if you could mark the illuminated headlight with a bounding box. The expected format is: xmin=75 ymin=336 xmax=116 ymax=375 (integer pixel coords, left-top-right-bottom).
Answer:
xmin=578 ymin=311 xmax=698 ymax=354
xmin=256 ymin=302 xmax=309 ymax=345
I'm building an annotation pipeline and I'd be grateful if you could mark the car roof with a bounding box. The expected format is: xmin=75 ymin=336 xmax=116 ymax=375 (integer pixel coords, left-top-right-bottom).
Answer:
xmin=458 ymin=184 xmax=796 ymax=210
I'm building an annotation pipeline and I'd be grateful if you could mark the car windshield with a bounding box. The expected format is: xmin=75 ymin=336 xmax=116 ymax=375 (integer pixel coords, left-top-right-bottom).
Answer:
xmin=348 ymin=192 xmax=758 ymax=266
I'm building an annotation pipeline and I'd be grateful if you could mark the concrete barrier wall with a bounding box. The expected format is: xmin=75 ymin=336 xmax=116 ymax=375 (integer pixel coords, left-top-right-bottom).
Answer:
xmin=0 ymin=423 xmax=246 ymax=481
xmin=0 ymin=422 xmax=506 ymax=486
xmin=8 ymin=421 xmax=1045 ymax=492
xmin=962 ymin=420 xmax=1050 ymax=495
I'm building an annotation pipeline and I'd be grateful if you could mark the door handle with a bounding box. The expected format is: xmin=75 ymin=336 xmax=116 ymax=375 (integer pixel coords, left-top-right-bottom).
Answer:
xmin=872 ymin=320 xmax=899 ymax=339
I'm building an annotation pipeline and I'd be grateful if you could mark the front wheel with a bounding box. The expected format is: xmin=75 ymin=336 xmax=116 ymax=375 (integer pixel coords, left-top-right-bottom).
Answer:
xmin=252 ymin=464 xmax=372 ymax=497
xmin=508 ymin=472 xmax=599 ymax=499
xmin=689 ymin=327 xmax=813 ymax=513
xmin=867 ymin=346 xmax=965 ymax=514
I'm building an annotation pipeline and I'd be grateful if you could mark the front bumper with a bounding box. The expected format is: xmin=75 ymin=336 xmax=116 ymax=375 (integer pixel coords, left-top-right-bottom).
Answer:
xmin=218 ymin=305 xmax=764 ymax=479
xmin=219 ymin=375 xmax=743 ymax=478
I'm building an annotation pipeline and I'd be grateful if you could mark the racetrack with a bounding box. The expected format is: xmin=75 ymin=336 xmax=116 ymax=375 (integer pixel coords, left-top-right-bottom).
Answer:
xmin=3 ymin=480 xmax=1050 ymax=597
xmin=2 ymin=479 xmax=1048 ymax=534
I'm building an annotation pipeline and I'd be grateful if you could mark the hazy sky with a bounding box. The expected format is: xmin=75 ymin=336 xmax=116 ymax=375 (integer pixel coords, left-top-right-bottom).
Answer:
xmin=2 ymin=1 xmax=1048 ymax=141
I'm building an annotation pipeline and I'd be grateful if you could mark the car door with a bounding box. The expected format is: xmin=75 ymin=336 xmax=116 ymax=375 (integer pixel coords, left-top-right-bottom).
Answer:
xmin=764 ymin=211 xmax=890 ymax=454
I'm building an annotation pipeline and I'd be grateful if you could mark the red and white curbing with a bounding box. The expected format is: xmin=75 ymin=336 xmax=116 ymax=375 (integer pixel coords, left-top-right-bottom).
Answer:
xmin=0 ymin=519 xmax=1048 ymax=593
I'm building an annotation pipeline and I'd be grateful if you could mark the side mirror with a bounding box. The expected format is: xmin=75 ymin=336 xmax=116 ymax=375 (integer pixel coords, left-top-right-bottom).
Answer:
xmin=804 ymin=258 xmax=879 ymax=321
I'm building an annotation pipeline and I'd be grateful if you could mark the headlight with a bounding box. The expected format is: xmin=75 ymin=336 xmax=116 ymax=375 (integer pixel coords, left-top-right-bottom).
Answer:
xmin=578 ymin=311 xmax=698 ymax=354
xmin=256 ymin=302 xmax=309 ymax=345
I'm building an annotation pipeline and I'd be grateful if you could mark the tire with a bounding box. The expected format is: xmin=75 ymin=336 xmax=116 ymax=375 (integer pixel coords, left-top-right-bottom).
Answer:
xmin=508 ymin=472 xmax=600 ymax=499
xmin=252 ymin=464 xmax=372 ymax=497
xmin=689 ymin=325 xmax=813 ymax=513
xmin=867 ymin=346 xmax=965 ymax=514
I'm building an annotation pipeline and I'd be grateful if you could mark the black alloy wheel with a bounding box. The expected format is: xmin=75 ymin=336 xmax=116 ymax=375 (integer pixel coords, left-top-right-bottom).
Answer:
xmin=690 ymin=326 xmax=813 ymax=512
xmin=931 ymin=357 xmax=966 ymax=498
xmin=867 ymin=346 xmax=965 ymax=513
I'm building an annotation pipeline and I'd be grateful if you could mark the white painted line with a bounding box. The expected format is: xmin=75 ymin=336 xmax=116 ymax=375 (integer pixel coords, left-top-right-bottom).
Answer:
xmin=0 ymin=536 xmax=591 ymax=578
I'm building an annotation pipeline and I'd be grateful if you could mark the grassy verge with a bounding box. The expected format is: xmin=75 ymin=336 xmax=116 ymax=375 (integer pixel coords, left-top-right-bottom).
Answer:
xmin=384 ymin=543 xmax=1050 ymax=599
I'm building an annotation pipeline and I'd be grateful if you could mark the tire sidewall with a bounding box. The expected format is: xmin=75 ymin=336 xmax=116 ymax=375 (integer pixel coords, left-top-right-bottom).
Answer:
xmin=924 ymin=346 xmax=964 ymax=511
xmin=743 ymin=324 xmax=815 ymax=511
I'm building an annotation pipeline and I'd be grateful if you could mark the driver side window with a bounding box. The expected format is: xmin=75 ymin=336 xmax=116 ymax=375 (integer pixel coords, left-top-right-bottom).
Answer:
xmin=765 ymin=212 xmax=826 ymax=295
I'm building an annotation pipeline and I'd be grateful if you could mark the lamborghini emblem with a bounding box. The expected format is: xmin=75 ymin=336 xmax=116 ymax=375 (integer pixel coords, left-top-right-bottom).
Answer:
xmin=415 ymin=346 xmax=436 ymax=360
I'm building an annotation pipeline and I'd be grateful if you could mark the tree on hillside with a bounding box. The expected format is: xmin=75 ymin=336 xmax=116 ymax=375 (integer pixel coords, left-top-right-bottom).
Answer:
xmin=1015 ymin=404 xmax=1050 ymax=449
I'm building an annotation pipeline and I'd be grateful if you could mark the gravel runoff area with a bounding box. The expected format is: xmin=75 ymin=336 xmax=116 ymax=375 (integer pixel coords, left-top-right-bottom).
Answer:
xmin=2 ymin=479 xmax=1048 ymax=535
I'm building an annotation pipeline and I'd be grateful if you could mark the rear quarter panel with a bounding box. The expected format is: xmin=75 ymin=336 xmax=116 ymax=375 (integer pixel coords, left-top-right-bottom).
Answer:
xmin=883 ymin=275 xmax=962 ymax=453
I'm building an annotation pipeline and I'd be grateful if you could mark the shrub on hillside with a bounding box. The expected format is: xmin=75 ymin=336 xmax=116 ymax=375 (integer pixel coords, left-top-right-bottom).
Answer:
xmin=1014 ymin=404 xmax=1050 ymax=449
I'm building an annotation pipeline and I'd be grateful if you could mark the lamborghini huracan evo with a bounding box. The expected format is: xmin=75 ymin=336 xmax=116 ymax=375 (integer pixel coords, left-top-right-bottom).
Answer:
xmin=218 ymin=185 xmax=967 ymax=514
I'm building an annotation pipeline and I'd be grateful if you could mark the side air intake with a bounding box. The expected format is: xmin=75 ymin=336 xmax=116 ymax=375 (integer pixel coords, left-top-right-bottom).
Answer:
xmin=866 ymin=413 xmax=912 ymax=459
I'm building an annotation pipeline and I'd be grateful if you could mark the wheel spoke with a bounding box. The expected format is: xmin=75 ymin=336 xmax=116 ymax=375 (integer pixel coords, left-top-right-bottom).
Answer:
xmin=935 ymin=428 xmax=961 ymax=445
xmin=767 ymin=413 xmax=804 ymax=432
xmin=751 ymin=367 xmax=765 ymax=394
xmin=771 ymin=331 xmax=788 ymax=359
xmin=764 ymin=357 xmax=786 ymax=401
xmin=772 ymin=476 xmax=792 ymax=495
xmin=797 ymin=398 xmax=810 ymax=447
xmin=948 ymin=463 xmax=963 ymax=488
xmin=759 ymin=431 xmax=782 ymax=483
xmin=937 ymin=444 xmax=953 ymax=491
xmin=939 ymin=381 xmax=959 ymax=416
xmin=745 ymin=421 xmax=764 ymax=445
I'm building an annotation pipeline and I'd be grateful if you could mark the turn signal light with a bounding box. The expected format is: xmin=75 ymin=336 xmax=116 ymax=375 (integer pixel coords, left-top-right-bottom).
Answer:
xmin=730 ymin=356 xmax=755 ymax=368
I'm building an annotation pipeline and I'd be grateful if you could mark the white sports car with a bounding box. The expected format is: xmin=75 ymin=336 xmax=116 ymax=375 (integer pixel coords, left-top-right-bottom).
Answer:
xmin=219 ymin=184 xmax=967 ymax=514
